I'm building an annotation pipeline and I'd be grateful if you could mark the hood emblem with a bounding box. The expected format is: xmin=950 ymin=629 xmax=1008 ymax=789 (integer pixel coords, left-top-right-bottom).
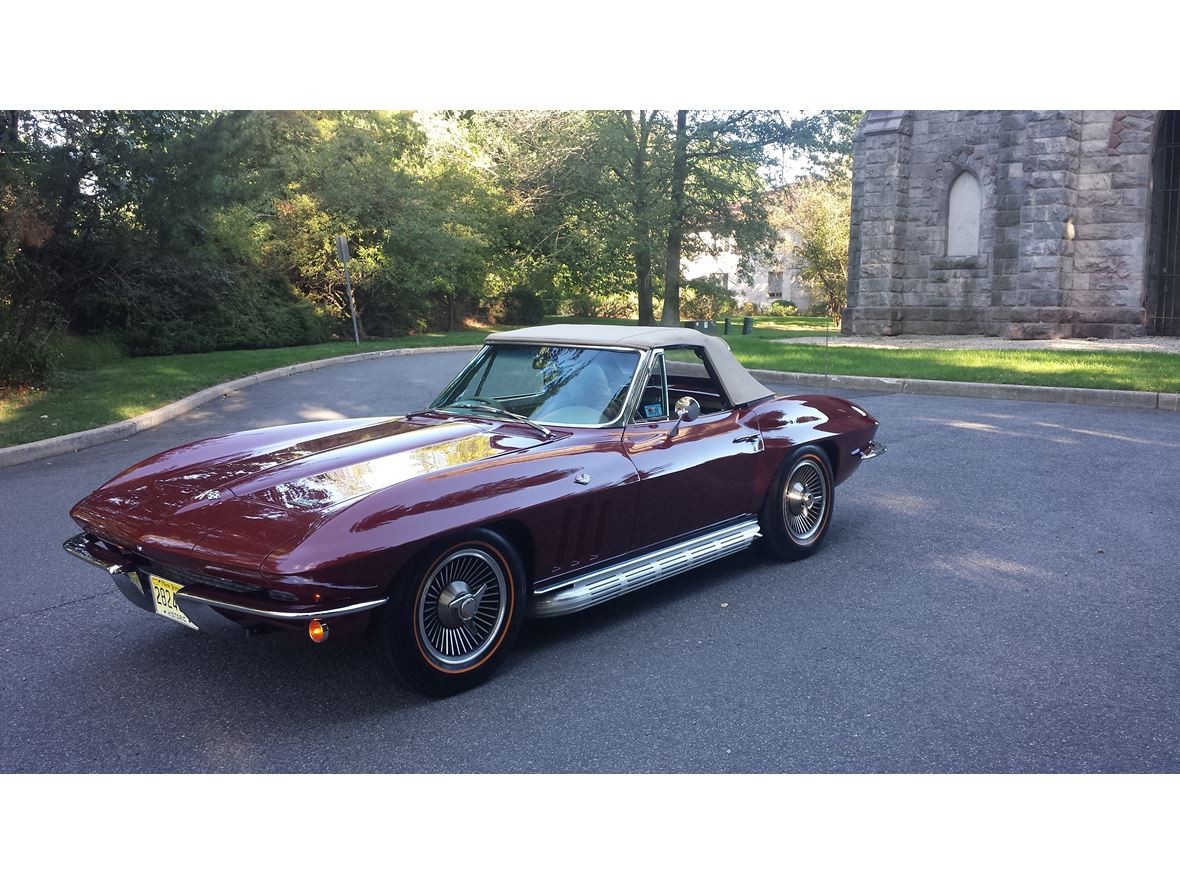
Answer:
xmin=575 ymin=472 xmax=591 ymax=486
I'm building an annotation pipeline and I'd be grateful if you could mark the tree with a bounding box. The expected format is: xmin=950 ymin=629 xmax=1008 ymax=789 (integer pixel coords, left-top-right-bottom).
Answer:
xmin=661 ymin=111 xmax=691 ymax=325
xmin=466 ymin=109 xmax=842 ymax=327
xmin=658 ymin=110 xmax=797 ymax=325
xmin=471 ymin=110 xmax=813 ymax=326
xmin=777 ymin=110 xmax=864 ymax=182
xmin=463 ymin=110 xmax=635 ymax=316
xmin=0 ymin=107 xmax=864 ymax=387
xmin=1 ymin=110 xmax=323 ymax=368
xmin=0 ymin=111 xmax=59 ymax=383
xmin=616 ymin=110 xmax=665 ymax=325
xmin=256 ymin=111 xmax=504 ymax=335
xmin=770 ymin=175 xmax=852 ymax=321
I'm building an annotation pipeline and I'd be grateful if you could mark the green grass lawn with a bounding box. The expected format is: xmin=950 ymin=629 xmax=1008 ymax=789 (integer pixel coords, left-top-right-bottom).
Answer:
xmin=3 ymin=317 xmax=1178 ymax=449
xmin=547 ymin=315 xmax=1180 ymax=392
xmin=0 ymin=330 xmax=493 ymax=448
xmin=725 ymin=337 xmax=1180 ymax=393
xmin=552 ymin=315 xmax=1180 ymax=391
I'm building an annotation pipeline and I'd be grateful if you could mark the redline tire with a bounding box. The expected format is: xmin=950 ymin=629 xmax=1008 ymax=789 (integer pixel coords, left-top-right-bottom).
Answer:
xmin=377 ymin=528 xmax=526 ymax=696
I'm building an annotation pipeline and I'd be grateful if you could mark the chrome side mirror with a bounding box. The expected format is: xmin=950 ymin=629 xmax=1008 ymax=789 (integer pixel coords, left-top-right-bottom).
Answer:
xmin=668 ymin=396 xmax=700 ymax=440
xmin=675 ymin=396 xmax=701 ymax=422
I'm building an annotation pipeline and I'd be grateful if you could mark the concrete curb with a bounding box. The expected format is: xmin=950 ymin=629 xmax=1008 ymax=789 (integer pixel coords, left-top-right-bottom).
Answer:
xmin=747 ymin=368 xmax=1171 ymax=411
xmin=3 ymin=345 xmax=1176 ymax=470
xmin=0 ymin=345 xmax=480 ymax=469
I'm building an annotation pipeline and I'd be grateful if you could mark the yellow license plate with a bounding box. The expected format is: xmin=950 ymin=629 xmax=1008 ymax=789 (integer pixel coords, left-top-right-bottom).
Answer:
xmin=148 ymin=574 xmax=198 ymax=631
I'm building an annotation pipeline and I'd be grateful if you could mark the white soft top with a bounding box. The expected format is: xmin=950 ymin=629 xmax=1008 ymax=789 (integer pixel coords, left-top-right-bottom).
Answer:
xmin=486 ymin=324 xmax=775 ymax=407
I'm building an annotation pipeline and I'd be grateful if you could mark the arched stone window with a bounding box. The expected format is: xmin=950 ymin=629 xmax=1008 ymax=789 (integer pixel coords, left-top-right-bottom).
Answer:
xmin=947 ymin=171 xmax=981 ymax=255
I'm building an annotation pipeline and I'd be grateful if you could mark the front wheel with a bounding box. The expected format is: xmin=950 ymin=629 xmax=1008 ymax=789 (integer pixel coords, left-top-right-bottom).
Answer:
xmin=759 ymin=446 xmax=834 ymax=561
xmin=377 ymin=528 xmax=525 ymax=696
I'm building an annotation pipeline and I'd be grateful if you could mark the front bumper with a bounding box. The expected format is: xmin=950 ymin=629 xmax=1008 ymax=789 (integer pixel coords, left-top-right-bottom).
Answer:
xmin=64 ymin=533 xmax=387 ymax=636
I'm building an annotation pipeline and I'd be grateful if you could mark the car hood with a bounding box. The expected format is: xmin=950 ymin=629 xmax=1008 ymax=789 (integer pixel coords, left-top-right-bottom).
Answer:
xmin=70 ymin=416 xmax=552 ymax=572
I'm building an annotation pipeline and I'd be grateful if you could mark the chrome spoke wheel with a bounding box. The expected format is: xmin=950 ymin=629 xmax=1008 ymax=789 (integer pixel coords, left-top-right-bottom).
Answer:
xmin=783 ymin=457 xmax=828 ymax=544
xmin=417 ymin=547 xmax=508 ymax=667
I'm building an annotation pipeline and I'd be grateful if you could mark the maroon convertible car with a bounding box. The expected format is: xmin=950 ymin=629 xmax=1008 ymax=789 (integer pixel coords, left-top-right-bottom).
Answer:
xmin=66 ymin=325 xmax=885 ymax=694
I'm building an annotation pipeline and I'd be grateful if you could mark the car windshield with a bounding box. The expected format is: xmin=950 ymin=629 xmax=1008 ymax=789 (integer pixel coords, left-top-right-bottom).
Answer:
xmin=432 ymin=344 xmax=641 ymax=426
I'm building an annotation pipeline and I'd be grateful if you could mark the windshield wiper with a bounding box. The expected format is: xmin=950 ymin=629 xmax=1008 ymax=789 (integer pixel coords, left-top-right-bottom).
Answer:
xmin=446 ymin=403 xmax=553 ymax=438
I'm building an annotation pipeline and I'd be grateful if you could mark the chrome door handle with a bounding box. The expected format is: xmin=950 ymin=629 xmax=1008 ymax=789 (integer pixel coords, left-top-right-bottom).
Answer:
xmin=733 ymin=434 xmax=764 ymax=452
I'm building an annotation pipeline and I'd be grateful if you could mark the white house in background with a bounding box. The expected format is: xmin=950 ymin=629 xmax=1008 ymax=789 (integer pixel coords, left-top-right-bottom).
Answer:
xmin=682 ymin=230 xmax=813 ymax=312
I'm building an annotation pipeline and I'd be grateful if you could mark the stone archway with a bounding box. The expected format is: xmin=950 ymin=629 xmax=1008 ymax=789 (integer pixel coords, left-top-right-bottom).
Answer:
xmin=1148 ymin=110 xmax=1180 ymax=335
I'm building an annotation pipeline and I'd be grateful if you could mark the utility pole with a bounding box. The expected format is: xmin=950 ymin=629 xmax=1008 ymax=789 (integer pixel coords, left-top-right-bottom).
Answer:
xmin=336 ymin=234 xmax=361 ymax=347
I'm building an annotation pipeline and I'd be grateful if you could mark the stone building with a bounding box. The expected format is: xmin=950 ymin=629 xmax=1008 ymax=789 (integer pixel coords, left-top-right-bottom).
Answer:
xmin=843 ymin=110 xmax=1180 ymax=338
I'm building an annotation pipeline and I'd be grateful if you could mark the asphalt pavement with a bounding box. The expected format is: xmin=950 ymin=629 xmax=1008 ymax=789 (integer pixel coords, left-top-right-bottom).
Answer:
xmin=2 ymin=351 xmax=1178 ymax=772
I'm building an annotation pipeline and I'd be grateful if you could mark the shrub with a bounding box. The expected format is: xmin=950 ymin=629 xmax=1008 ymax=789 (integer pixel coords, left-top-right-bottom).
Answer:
xmin=565 ymin=291 xmax=635 ymax=319
xmin=0 ymin=235 xmax=62 ymax=384
xmin=82 ymin=262 xmax=330 ymax=356
xmin=681 ymin=277 xmax=737 ymax=321
xmin=764 ymin=300 xmax=799 ymax=317
xmin=682 ymin=280 xmax=728 ymax=321
xmin=501 ymin=287 xmax=546 ymax=325
xmin=0 ymin=297 xmax=62 ymax=386
xmin=360 ymin=273 xmax=432 ymax=338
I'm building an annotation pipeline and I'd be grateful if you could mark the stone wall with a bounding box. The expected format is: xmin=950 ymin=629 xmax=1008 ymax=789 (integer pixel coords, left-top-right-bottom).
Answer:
xmin=1065 ymin=111 xmax=1153 ymax=337
xmin=844 ymin=109 xmax=1156 ymax=338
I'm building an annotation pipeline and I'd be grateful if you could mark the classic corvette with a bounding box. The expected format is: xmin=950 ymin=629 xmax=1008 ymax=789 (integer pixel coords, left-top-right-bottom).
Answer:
xmin=65 ymin=324 xmax=884 ymax=694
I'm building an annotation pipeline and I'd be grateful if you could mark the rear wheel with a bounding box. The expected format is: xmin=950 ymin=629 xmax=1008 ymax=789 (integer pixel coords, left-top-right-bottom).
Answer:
xmin=759 ymin=446 xmax=834 ymax=560
xmin=377 ymin=528 xmax=525 ymax=696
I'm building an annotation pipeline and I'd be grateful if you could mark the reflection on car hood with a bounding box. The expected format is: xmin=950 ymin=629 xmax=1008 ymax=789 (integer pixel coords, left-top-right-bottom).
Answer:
xmin=240 ymin=424 xmax=526 ymax=511
xmin=71 ymin=416 xmax=552 ymax=558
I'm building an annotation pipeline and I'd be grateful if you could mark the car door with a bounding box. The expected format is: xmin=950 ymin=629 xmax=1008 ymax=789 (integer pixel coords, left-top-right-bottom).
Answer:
xmin=622 ymin=350 xmax=764 ymax=552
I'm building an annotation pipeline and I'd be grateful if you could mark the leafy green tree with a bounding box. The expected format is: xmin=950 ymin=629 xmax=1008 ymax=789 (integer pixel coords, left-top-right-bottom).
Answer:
xmin=466 ymin=110 xmax=637 ymax=314
xmin=608 ymin=110 xmax=669 ymax=325
xmin=770 ymin=175 xmax=852 ymax=321
xmin=0 ymin=106 xmax=864 ymax=387
xmin=253 ymin=110 xmax=503 ymax=335
xmin=472 ymin=109 xmax=800 ymax=327
xmin=0 ymin=112 xmax=60 ymax=383
xmin=658 ymin=110 xmax=793 ymax=325
xmin=781 ymin=110 xmax=864 ymax=181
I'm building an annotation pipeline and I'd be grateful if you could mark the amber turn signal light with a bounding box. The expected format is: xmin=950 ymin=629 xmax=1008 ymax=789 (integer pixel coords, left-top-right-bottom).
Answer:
xmin=309 ymin=619 xmax=329 ymax=643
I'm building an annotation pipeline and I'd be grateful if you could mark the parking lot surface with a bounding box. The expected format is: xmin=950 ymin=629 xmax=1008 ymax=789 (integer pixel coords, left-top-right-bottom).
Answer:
xmin=2 ymin=351 xmax=1177 ymax=772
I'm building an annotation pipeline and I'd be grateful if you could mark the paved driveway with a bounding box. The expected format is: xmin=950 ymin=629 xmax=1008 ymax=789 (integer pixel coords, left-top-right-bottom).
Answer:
xmin=2 ymin=351 xmax=1177 ymax=772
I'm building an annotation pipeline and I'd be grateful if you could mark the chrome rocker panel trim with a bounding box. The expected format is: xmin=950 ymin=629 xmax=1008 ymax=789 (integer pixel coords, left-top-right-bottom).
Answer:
xmin=64 ymin=533 xmax=386 ymax=622
xmin=528 ymin=518 xmax=762 ymax=618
